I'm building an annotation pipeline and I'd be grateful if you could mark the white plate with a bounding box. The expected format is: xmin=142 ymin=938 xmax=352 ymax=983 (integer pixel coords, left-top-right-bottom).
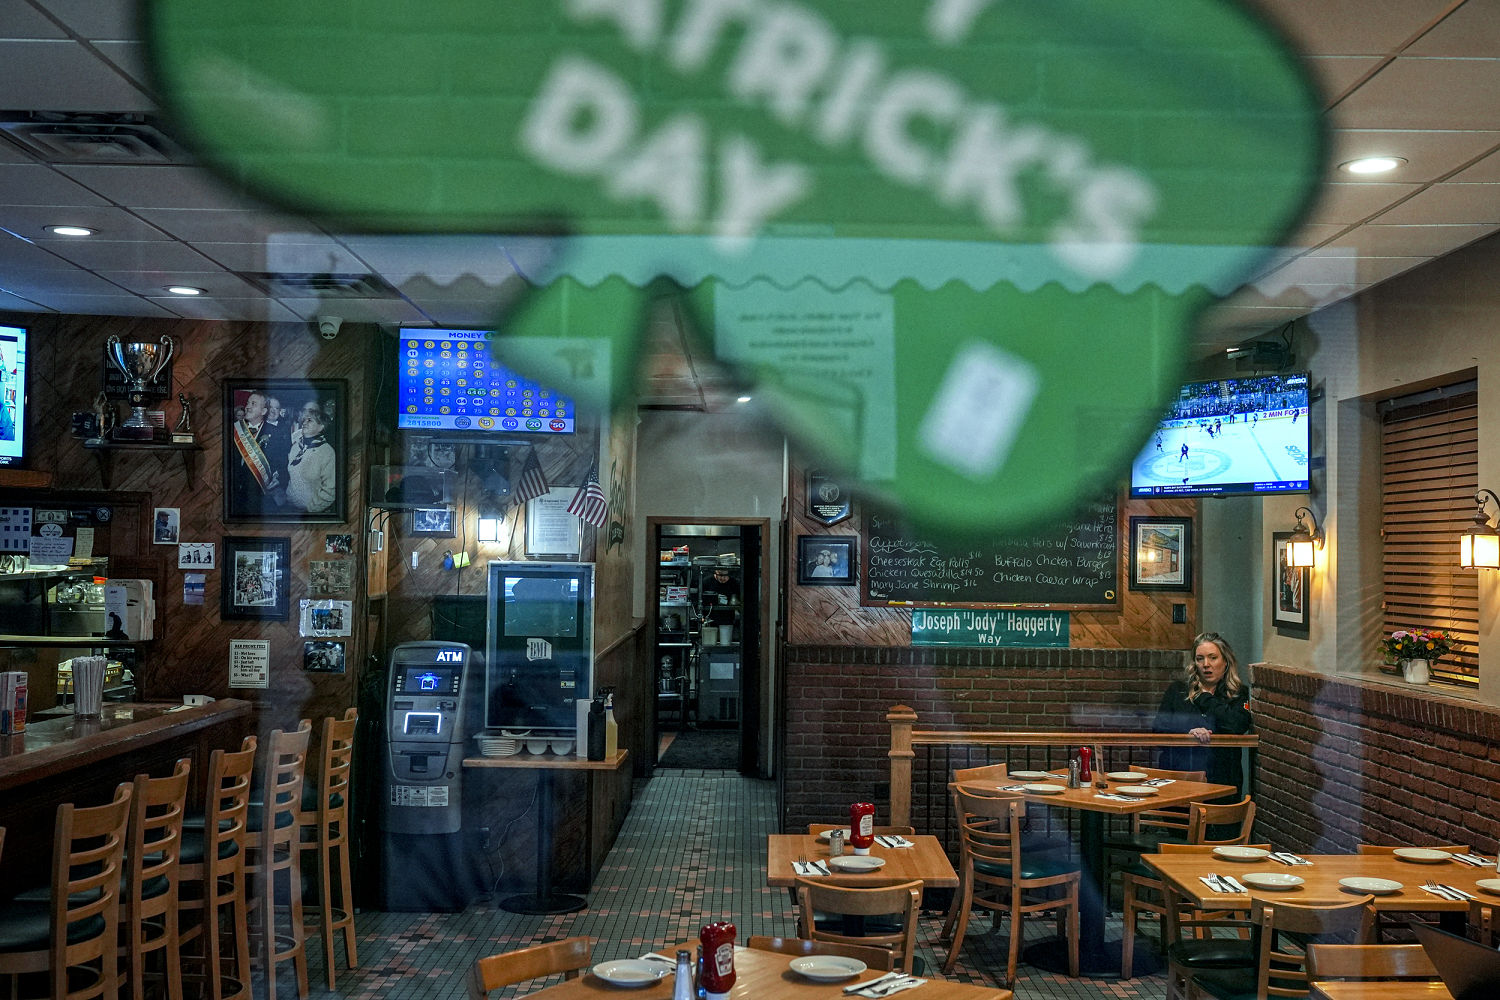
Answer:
xmin=816 ymin=828 xmax=852 ymax=842
xmin=592 ymin=960 xmax=672 ymax=987
xmin=1010 ymin=770 xmax=1056 ymax=780
xmin=1106 ymin=771 xmax=1148 ymax=781
xmin=830 ymin=855 xmax=886 ymax=872
xmin=1339 ymin=877 xmax=1403 ymax=895
xmin=1476 ymin=879 xmax=1500 ymax=895
xmin=1241 ymin=872 xmax=1304 ymax=890
xmin=788 ymin=956 xmax=867 ymax=982
xmin=1393 ymin=848 xmax=1453 ymax=864
xmin=1213 ymin=846 xmax=1270 ymax=862
xmin=1115 ymin=785 xmax=1158 ymax=797
xmin=1023 ymin=783 xmax=1066 ymax=795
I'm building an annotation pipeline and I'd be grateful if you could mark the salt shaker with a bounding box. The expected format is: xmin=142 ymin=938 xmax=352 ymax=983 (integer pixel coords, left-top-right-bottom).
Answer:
xmin=672 ymin=949 xmax=694 ymax=1000
xmin=830 ymin=828 xmax=845 ymax=856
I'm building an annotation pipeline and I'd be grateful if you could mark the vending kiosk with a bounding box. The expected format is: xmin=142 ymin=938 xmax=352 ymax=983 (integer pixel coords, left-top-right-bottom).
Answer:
xmin=378 ymin=640 xmax=479 ymax=910
xmin=485 ymin=561 xmax=594 ymax=737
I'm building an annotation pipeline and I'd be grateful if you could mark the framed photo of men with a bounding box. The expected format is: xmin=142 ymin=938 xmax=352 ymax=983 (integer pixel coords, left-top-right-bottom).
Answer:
xmin=223 ymin=379 xmax=347 ymax=522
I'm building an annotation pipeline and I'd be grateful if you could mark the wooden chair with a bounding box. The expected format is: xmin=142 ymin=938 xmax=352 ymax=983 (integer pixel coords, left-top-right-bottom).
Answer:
xmin=1105 ymin=767 xmax=1208 ymax=855
xmin=246 ymin=721 xmax=312 ymax=1000
xmin=123 ymin=758 xmax=192 ymax=1000
xmin=1120 ymin=841 xmax=1271 ymax=980
xmin=745 ymin=935 xmax=895 ymax=971
xmin=1173 ymin=895 xmax=1374 ymax=1000
xmin=1471 ymin=898 xmax=1500 ymax=946
xmin=1356 ymin=843 xmax=1470 ymax=942
xmin=795 ymin=877 xmax=923 ymax=974
xmin=951 ymin=765 xmax=1072 ymax=857
xmin=1304 ymin=943 xmax=1439 ymax=981
xmin=942 ymin=787 xmax=1079 ymax=983
xmin=180 ymin=735 xmax=258 ymax=1000
xmin=469 ymin=936 xmax=593 ymax=998
xmin=807 ymin=824 xmax=916 ymax=837
xmin=298 ymin=708 xmax=358 ymax=989
xmin=952 ymin=762 xmax=1011 ymax=784
xmin=1185 ymin=796 xmax=1256 ymax=846
xmin=0 ymin=784 xmax=133 ymax=1000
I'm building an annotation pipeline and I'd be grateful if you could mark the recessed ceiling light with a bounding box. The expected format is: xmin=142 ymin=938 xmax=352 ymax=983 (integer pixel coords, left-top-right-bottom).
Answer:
xmin=736 ymin=395 xmax=752 ymax=403
xmin=47 ymin=225 xmax=96 ymax=237
xmin=1339 ymin=156 xmax=1406 ymax=175
xmin=166 ymin=285 xmax=205 ymax=296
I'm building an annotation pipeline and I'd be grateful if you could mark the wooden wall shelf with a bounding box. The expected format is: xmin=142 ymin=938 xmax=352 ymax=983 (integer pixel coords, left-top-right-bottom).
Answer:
xmin=82 ymin=440 xmax=201 ymax=488
xmin=0 ymin=469 xmax=52 ymax=489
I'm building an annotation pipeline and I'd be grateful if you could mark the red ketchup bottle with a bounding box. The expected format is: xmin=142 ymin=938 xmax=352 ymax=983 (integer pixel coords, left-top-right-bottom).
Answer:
xmin=1079 ymin=745 xmax=1093 ymax=783
xmin=699 ymin=921 xmax=736 ymax=999
xmin=850 ymin=801 xmax=876 ymax=856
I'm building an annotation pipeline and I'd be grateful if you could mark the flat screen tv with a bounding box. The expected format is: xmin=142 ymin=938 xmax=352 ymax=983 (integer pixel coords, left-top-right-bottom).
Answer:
xmin=396 ymin=328 xmax=575 ymax=435
xmin=1129 ymin=372 xmax=1310 ymax=497
xmin=0 ymin=325 xmax=26 ymax=468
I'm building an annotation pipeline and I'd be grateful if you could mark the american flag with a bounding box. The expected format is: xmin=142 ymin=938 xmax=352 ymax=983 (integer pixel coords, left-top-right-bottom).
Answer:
xmin=566 ymin=460 xmax=609 ymax=527
xmin=513 ymin=448 xmax=549 ymax=504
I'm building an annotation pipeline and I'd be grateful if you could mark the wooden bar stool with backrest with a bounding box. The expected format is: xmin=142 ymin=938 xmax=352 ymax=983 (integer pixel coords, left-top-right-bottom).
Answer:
xmin=123 ymin=758 xmax=192 ymax=1000
xmin=745 ymin=936 xmax=895 ymax=971
xmin=298 ymin=709 xmax=358 ymax=989
xmin=469 ymin=937 xmax=593 ymax=999
xmin=1119 ymin=796 xmax=1258 ymax=978
xmin=795 ymin=876 xmax=924 ymax=974
xmin=245 ymin=721 xmax=312 ymax=1000
xmin=0 ymin=784 xmax=132 ymax=1000
xmin=179 ymin=736 xmax=258 ymax=1000
xmin=943 ymin=786 xmax=1079 ymax=984
xmin=1356 ymin=842 xmax=1471 ymax=943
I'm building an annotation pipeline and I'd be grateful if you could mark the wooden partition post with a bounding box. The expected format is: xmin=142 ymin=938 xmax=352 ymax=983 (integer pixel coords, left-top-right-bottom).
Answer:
xmin=887 ymin=705 xmax=917 ymax=828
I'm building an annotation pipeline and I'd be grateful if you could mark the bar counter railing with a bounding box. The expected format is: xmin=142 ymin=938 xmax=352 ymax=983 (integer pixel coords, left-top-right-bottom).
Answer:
xmin=886 ymin=704 xmax=1259 ymax=845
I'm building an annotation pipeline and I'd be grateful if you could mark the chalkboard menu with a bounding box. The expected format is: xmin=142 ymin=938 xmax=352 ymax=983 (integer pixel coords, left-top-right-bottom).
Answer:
xmin=862 ymin=495 xmax=1119 ymax=608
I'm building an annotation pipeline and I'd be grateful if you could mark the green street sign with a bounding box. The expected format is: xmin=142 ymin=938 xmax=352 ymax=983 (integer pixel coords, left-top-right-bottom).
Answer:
xmin=144 ymin=0 xmax=1322 ymax=533
xmin=912 ymin=609 xmax=1069 ymax=648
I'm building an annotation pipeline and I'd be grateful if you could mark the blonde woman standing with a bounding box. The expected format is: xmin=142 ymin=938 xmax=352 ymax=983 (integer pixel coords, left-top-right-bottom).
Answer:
xmin=1153 ymin=632 xmax=1252 ymax=791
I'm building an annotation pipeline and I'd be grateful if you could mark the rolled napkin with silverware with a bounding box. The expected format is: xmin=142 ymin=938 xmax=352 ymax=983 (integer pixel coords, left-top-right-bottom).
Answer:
xmin=1200 ymin=873 xmax=1246 ymax=893
xmin=1271 ymin=852 xmax=1312 ymax=865
xmin=847 ymin=973 xmax=926 ymax=997
xmin=1452 ymin=853 xmax=1491 ymax=867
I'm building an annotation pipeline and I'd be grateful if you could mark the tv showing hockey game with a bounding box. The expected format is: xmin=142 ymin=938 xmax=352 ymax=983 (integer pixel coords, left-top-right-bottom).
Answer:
xmin=1129 ymin=372 xmax=1310 ymax=497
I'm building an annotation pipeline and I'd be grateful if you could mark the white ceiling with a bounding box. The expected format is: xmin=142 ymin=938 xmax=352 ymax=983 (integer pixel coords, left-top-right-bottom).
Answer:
xmin=0 ymin=0 xmax=1498 ymax=405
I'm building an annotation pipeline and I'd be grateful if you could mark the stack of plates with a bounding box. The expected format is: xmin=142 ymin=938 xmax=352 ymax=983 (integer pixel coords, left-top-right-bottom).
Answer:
xmin=475 ymin=735 xmax=520 ymax=757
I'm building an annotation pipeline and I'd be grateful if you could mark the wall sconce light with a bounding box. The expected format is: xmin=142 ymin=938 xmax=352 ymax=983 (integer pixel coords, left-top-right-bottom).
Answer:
xmin=476 ymin=491 xmax=506 ymax=543
xmin=1288 ymin=506 xmax=1322 ymax=569
xmin=1459 ymin=489 xmax=1500 ymax=569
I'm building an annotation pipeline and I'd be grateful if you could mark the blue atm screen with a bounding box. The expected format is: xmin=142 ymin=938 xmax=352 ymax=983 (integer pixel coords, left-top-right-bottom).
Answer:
xmin=402 ymin=666 xmax=457 ymax=692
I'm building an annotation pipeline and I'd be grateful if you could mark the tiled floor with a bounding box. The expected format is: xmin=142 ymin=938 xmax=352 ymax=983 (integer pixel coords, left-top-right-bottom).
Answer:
xmin=313 ymin=769 xmax=1168 ymax=998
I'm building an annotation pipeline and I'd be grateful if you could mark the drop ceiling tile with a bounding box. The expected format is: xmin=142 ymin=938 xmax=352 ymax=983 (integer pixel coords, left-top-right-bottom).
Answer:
xmin=92 ymin=40 xmax=150 ymax=91
xmin=1323 ymin=222 xmax=1500 ymax=256
xmin=1373 ymin=182 xmax=1500 ymax=225
xmin=146 ymin=296 xmax=302 ymax=323
xmin=1325 ymin=129 xmax=1500 ymax=182
xmin=192 ymin=240 xmax=369 ymax=274
xmin=1331 ymin=57 xmax=1500 ymax=130
xmin=1260 ymin=254 xmax=1431 ymax=286
xmin=1450 ymin=147 xmax=1500 ymax=182
xmin=0 ymin=6 xmax=67 ymax=38
xmin=1301 ymin=181 xmax=1421 ymax=225
xmin=0 ymin=40 xmax=151 ymax=110
xmin=1406 ymin=1 xmax=1500 ymax=58
xmin=0 ymin=204 xmax=170 ymax=241
xmin=95 ymin=269 xmax=265 ymax=298
xmin=1302 ymin=56 xmax=1387 ymax=102
xmin=132 ymin=208 xmax=326 ymax=244
xmin=25 ymin=293 xmax=174 ymax=318
xmin=37 ymin=239 xmax=214 ymax=272
xmin=274 ymin=297 xmax=429 ymax=325
xmin=35 ymin=0 xmax=139 ymax=39
xmin=55 ymin=165 xmax=263 ymax=211
xmin=1251 ymin=0 xmax=1458 ymax=55
xmin=0 ymin=232 xmax=79 ymax=269
xmin=0 ymin=289 xmax=49 ymax=312
xmin=0 ymin=164 xmax=110 ymax=208
xmin=3 ymin=269 xmax=130 ymax=295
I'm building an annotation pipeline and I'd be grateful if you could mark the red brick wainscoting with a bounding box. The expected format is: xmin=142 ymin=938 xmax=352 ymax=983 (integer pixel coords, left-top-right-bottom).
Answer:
xmin=1253 ymin=662 xmax=1500 ymax=854
xmin=780 ymin=645 xmax=1185 ymax=832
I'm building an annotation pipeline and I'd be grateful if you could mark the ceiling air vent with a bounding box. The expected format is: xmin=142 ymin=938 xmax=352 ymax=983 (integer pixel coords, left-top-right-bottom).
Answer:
xmin=0 ymin=112 xmax=187 ymax=164
xmin=246 ymin=272 xmax=399 ymax=298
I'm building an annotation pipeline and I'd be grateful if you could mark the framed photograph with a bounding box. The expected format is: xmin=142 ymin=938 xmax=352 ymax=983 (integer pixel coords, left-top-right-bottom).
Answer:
xmin=153 ymin=507 xmax=180 ymax=544
xmin=303 ymin=640 xmax=346 ymax=674
xmin=798 ymin=535 xmax=857 ymax=586
xmin=411 ymin=507 xmax=455 ymax=537
xmin=1129 ymin=516 xmax=1193 ymax=591
xmin=221 ymin=536 xmax=290 ymax=621
xmin=308 ymin=559 xmax=353 ymax=597
xmin=299 ymin=598 xmax=353 ymax=637
xmin=1272 ymin=531 xmax=1311 ymax=636
xmin=525 ymin=487 xmax=582 ymax=558
xmin=325 ymin=534 xmax=354 ymax=554
xmin=223 ymin=379 xmax=347 ymax=523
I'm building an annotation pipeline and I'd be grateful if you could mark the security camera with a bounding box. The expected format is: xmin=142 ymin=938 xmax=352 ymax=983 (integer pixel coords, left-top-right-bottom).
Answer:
xmin=316 ymin=315 xmax=343 ymax=340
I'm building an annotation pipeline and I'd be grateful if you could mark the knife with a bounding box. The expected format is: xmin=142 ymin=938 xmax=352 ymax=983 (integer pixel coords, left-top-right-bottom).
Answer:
xmin=814 ymin=860 xmax=832 ymax=875
xmin=844 ymin=971 xmax=902 ymax=994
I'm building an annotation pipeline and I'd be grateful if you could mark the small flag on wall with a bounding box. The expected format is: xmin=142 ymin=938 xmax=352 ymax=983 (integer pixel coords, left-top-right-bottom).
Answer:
xmin=514 ymin=448 xmax=549 ymax=504
xmin=567 ymin=460 xmax=609 ymax=527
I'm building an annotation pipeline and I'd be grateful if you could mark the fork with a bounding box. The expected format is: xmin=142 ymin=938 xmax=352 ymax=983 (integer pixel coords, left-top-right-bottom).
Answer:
xmin=863 ymin=976 xmax=917 ymax=996
xmin=1424 ymin=881 xmax=1462 ymax=900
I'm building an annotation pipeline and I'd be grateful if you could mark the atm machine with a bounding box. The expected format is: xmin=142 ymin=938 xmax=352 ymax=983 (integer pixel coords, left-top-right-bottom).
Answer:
xmin=377 ymin=640 xmax=482 ymax=911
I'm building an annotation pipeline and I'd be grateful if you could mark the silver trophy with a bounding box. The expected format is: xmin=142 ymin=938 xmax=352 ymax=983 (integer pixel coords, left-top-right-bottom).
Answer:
xmin=105 ymin=335 xmax=174 ymax=438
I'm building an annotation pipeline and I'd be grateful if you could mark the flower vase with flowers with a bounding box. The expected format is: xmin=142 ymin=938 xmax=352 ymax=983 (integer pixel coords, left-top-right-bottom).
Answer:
xmin=1379 ymin=629 xmax=1454 ymax=684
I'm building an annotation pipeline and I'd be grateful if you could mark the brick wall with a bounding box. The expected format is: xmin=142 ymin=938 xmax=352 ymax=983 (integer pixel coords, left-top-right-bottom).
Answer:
xmin=781 ymin=645 xmax=1185 ymax=832
xmin=1254 ymin=662 xmax=1500 ymax=854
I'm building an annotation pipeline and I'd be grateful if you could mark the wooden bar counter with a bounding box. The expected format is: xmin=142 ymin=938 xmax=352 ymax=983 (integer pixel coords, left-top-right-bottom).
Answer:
xmin=0 ymin=699 xmax=253 ymax=896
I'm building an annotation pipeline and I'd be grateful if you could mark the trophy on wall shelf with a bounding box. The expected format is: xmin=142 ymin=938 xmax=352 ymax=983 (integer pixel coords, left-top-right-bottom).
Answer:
xmin=105 ymin=335 xmax=174 ymax=440
xmin=173 ymin=392 xmax=195 ymax=445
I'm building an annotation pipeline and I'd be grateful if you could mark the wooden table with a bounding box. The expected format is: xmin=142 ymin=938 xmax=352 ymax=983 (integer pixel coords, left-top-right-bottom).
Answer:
xmin=516 ymin=943 xmax=1012 ymax=998
xmin=1312 ymin=982 xmax=1452 ymax=1000
xmin=958 ymin=774 xmax=1235 ymax=976
xmin=766 ymin=834 xmax=958 ymax=889
xmin=1142 ymin=852 xmax=1492 ymax=915
xmin=462 ymin=749 xmax=630 ymax=914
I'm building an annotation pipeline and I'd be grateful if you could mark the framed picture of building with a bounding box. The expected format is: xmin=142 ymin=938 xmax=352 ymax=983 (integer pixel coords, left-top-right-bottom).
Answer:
xmin=1129 ymin=516 xmax=1192 ymax=591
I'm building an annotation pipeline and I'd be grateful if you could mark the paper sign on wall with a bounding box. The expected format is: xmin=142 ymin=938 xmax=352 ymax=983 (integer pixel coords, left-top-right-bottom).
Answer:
xmin=228 ymin=640 xmax=271 ymax=689
xmin=29 ymin=535 xmax=74 ymax=564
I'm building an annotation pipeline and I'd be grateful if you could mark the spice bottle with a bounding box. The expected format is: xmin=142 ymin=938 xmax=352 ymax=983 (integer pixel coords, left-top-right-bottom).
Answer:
xmin=849 ymin=802 xmax=876 ymax=855
xmin=829 ymin=828 xmax=845 ymax=856
xmin=1079 ymin=745 xmax=1093 ymax=783
xmin=1067 ymin=756 xmax=1081 ymax=789
xmin=671 ymin=949 xmax=694 ymax=1000
xmin=699 ymin=922 xmax=736 ymax=999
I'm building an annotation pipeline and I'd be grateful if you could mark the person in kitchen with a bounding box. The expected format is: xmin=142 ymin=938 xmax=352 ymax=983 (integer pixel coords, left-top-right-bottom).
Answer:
xmin=699 ymin=566 xmax=739 ymax=639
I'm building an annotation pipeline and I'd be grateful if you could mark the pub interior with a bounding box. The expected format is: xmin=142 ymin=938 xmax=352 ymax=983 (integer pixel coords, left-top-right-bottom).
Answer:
xmin=2 ymin=2 xmax=1500 ymax=1000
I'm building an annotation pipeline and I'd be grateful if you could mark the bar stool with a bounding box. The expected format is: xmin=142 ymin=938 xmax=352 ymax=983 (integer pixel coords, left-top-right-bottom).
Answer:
xmin=298 ymin=708 xmax=359 ymax=989
xmin=123 ymin=758 xmax=192 ymax=1000
xmin=179 ymin=736 xmax=258 ymax=1000
xmin=246 ymin=721 xmax=312 ymax=1000
xmin=0 ymin=784 xmax=133 ymax=1000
